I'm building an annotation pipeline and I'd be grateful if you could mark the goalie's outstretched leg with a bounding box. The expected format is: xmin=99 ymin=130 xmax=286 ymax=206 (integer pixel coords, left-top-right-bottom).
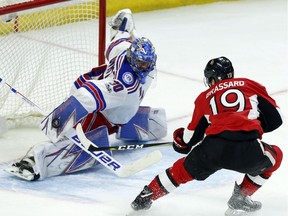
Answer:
xmin=5 ymin=125 xmax=112 ymax=181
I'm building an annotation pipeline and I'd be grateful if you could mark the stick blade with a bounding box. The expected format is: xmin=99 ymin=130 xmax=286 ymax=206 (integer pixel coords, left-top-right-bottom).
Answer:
xmin=118 ymin=150 xmax=162 ymax=177
xmin=225 ymin=208 xmax=256 ymax=216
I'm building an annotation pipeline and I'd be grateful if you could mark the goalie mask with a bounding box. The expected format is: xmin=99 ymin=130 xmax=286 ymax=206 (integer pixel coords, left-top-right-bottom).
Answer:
xmin=127 ymin=37 xmax=157 ymax=84
xmin=204 ymin=56 xmax=234 ymax=87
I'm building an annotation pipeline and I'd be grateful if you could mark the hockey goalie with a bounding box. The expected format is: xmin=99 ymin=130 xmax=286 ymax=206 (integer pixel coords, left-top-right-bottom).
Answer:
xmin=5 ymin=9 xmax=167 ymax=181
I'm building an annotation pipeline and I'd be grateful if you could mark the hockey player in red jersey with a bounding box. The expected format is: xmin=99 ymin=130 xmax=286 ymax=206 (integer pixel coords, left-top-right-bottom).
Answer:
xmin=131 ymin=56 xmax=283 ymax=215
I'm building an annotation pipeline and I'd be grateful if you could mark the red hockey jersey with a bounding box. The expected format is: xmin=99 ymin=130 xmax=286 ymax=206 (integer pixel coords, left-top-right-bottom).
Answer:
xmin=187 ymin=78 xmax=282 ymax=139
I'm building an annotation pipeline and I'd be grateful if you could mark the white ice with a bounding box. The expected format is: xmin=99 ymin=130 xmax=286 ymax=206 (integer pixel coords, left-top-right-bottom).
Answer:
xmin=0 ymin=0 xmax=287 ymax=215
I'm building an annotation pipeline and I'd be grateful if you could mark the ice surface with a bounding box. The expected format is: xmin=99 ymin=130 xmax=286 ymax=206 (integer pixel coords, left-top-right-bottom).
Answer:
xmin=0 ymin=0 xmax=287 ymax=215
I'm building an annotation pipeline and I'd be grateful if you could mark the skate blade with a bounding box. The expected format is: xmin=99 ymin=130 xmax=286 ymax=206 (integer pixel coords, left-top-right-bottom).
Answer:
xmin=4 ymin=167 xmax=34 ymax=181
xmin=126 ymin=209 xmax=149 ymax=216
xmin=225 ymin=208 xmax=260 ymax=216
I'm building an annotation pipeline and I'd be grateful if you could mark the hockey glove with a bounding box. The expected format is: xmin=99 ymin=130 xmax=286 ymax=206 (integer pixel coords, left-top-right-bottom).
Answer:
xmin=110 ymin=9 xmax=135 ymax=33
xmin=173 ymin=127 xmax=190 ymax=154
xmin=109 ymin=9 xmax=135 ymax=41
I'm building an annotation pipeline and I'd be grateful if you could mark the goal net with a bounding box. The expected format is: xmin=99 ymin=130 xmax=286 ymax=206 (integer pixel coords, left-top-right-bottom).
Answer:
xmin=0 ymin=0 xmax=106 ymax=129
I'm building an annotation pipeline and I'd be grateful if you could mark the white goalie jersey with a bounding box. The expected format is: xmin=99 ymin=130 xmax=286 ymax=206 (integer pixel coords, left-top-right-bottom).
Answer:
xmin=71 ymin=31 xmax=156 ymax=126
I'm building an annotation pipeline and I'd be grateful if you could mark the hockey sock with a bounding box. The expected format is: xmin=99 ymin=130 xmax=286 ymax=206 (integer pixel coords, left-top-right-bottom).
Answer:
xmin=148 ymin=157 xmax=194 ymax=200
xmin=239 ymin=175 xmax=262 ymax=196
xmin=148 ymin=176 xmax=169 ymax=200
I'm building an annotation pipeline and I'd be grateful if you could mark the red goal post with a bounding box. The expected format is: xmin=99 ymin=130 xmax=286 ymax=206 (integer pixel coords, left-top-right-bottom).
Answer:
xmin=0 ymin=0 xmax=106 ymax=129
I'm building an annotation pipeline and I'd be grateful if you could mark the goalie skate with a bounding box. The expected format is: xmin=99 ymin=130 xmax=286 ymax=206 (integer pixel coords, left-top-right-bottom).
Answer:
xmin=4 ymin=157 xmax=40 ymax=181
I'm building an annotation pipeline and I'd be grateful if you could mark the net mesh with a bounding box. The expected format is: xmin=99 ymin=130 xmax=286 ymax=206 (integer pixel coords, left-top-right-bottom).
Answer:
xmin=0 ymin=0 xmax=103 ymax=129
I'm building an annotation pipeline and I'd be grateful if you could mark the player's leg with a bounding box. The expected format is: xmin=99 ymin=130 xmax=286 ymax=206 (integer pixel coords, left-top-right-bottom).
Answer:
xmin=5 ymin=139 xmax=74 ymax=181
xmin=131 ymin=139 xmax=218 ymax=211
xmin=226 ymin=141 xmax=283 ymax=214
xmin=131 ymin=157 xmax=194 ymax=210
xmin=6 ymin=139 xmax=97 ymax=181
xmin=5 ymin=112 xmax=113 ymax=181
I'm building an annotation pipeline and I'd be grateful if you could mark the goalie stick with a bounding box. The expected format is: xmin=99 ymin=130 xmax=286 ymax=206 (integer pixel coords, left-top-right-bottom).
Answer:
xmin=1 ymin=77 xmax=162 ymax=177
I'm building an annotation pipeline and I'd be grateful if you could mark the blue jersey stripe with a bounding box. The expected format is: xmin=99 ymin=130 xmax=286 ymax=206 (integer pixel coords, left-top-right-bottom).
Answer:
xmin=83 ymin=82 xmax=107 ymax=111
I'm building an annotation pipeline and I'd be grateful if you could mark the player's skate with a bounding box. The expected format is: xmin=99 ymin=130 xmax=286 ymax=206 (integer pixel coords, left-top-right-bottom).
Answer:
xmin=131 ymin=186 xmax=153 ymax=211
xmin=5 ymin=157 xmax=40 ymax=181
xmin=225 ymin=182 xmax=262 ymax=216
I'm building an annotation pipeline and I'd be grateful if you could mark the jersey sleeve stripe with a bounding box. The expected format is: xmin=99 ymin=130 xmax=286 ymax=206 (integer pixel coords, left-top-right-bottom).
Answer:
xmin=105 ymin=38 xmax=131 ymax=60
xmin=90 ymin=64 xmax=107 ymax=78
xmin=114 ymin=54 xmax=125 ymax=78
xmin=127 ymin=79 xmax=140 ymax=94
xmin=74 ymin=75 xmax=88 ymax=89
xmin=83 ymin=82 xmax=106 ymax=111
xmin=74 ymin=65 xmax=107 ymax=89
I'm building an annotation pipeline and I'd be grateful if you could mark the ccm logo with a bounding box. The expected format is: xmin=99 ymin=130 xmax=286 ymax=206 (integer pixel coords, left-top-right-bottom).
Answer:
xmin=118 ymin=144 xmax=144 ymax=150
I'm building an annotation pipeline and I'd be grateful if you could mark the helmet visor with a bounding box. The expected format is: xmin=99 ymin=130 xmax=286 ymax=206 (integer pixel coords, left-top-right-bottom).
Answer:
xmin=134 ymin=59 xmax=153 ymax=72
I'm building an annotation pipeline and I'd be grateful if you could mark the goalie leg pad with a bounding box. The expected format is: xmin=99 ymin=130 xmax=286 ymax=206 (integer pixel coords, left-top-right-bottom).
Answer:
xmin=85 ymin=125 xmax=112 ymax=156
xmin=116 ymin=106 xmax=167 ymax=141
xmin=34 ymin=126 xmax=111 ymax=179
xmin=41 ymin=96 xmax=88 ymax=143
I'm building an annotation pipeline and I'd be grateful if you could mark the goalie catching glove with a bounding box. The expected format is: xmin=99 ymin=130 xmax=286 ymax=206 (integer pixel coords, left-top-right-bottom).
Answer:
xmin=110 ymin=8 xmax=134 ymax=32
xmin=109 ymin=8 xmax=135 ymax=40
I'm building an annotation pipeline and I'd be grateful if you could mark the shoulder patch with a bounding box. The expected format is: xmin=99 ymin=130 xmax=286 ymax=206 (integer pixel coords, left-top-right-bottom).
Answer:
xmin=122 ymin=72 xmax=134 ymax=85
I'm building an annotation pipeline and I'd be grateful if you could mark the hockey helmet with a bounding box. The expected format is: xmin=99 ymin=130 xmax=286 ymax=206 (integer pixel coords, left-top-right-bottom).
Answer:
xmin=127 ymin=37 xmax=157 ymax=84
xmin=204 ymin=56 xmax=234 ymax=87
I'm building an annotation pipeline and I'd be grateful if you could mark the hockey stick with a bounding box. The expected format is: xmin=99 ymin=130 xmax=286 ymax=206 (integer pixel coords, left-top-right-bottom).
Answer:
xmin=75 ymin=124 xmax=162 ymax=177
xmin=0 ymin=77 xmax=47 ymax=116
xmin=87 ymin=141 xmax=172 ymax=151
xmin=1 ymin=77 xmax=162 ymax=177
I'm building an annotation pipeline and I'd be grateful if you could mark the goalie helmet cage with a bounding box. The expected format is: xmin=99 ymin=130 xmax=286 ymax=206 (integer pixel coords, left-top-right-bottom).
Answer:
xmin=0 ymin=0 xmax=106 ymax=129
